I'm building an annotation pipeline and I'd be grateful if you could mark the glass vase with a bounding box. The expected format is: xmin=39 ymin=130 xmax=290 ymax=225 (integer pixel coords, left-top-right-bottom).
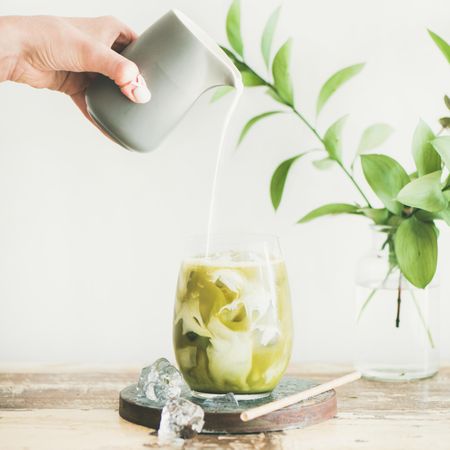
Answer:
xmin=354 ymin=226 xmax=439 ymax=381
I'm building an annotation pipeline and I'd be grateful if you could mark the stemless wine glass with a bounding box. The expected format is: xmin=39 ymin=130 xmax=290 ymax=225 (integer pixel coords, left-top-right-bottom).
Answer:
xmin=173 ymin=234 xmax=293 ymax=399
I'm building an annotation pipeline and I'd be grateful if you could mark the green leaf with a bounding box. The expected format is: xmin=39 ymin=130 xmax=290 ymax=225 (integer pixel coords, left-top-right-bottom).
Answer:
xmin=271 ymin=153 xmax=307 ymax=210
xmin=226 ymin=0 xmax=244 ymax=58
xmin=238 ymin=111 xmax=284 ymax=146
xmin=220 ymin=46 xmax=249 ymax=75
xmin=220 ymin=46 xmax=240 ymax=62
xmin=428 ymin=29 xmax=450 ymax=64
xmin=361 ymin=154 xmax=410 ymax=215
xmin=358 ymin=207 xmax=389 ymax=225
xmin=241 ymin=70 xmax=266 ymax=87
xmin=415 ymin=210 xmax=437 ymax=222
xmin=357 ymin=123 xmax=394 ymax=154
xmin=265 ymin=87 xmax=285 ymax=104
xmin=219 ymin=49 xmax=266 ymax=87
xmin=210 ymin=86 xmax=234 ymax=103
xmin=272 ymin=38 xmax=294 ymax=105
xmin=323 ymin=116 xmax=348 ymax=162
xmin=261 ymin=6 xmax=281 ymax=70
xmin=397 ymin=171 xmax=448 ymax=213
xmin=431 ymin=136 xmax=450 ymax=170
xmin=316 ymin=63 xmax=365 ymax=116
xmin=395 ymin=216 xmax=437 ymax=288
xmin=445 ymin=95 xmax=450 ymax=110
xmin=438 ymin=208 xmax=450 ymax=225
xmin=312 ymin=157 xmax=336 ymax=170
xmin=440 ymin=117 xmax=450 ymax=128
xmin=437 ymin=192 xmax=450 ymax=225
xmin=387 ymin=215 xmax=404 ymax=227
xmin=412 ymin=120 xmax=440 ymax=176
xmin=298 ymin=203 xmax=360 ymax=223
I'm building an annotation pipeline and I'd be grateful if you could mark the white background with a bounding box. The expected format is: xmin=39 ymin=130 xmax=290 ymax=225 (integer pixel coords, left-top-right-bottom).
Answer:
xmin=0 ymin=0 xmax=449 ymax=365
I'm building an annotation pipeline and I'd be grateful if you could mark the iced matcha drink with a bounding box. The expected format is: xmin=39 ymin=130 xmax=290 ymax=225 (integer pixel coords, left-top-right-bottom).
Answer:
xmin=173 ymin=253 xmax=293 ymax=395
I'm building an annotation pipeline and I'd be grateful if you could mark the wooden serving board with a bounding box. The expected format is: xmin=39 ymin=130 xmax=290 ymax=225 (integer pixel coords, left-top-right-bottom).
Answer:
xmin=119 ymin=377 xmax=337 ymax=434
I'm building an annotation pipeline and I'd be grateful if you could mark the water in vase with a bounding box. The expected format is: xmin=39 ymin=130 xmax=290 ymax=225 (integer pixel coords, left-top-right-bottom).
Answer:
xmin=355 ymin=280 xmax=439 ymax=381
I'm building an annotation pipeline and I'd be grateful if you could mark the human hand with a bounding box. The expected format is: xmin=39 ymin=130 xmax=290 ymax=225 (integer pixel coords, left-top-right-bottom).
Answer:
xmin=0 ymin=15 xmax=151 ymax=121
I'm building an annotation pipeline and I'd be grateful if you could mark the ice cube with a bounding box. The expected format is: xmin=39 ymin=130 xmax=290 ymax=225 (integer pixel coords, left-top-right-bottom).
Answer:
xmin=136 ymin=358 xmax=185 ymax=402
xmin=136 ymin=358 xmax=169 ymax=398
xmin=254 ymin=325 xmax=281 ymax=346
xmin=158 ymin=397 xmax=205 ymax=445
xmin=202 ymin=392 xmax=239 ymax=409
xmin=212 ymin=269 xmax=243 ymax=293
xmin=223 ymin=392 xmax=239 ymax=407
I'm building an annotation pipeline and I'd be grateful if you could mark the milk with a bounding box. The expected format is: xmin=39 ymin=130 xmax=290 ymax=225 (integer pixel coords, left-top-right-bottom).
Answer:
xmin=205 ymin=86 xmax=243 ymax=255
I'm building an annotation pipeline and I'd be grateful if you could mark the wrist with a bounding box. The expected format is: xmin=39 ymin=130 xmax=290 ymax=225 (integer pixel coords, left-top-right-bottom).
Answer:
xmin=0 ymin=16 xmax=26 ymax=82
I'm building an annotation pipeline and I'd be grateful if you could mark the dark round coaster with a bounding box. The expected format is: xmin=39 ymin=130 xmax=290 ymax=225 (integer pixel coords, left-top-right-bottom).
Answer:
xmin=119 ymin=377 xmax=337 ymax=434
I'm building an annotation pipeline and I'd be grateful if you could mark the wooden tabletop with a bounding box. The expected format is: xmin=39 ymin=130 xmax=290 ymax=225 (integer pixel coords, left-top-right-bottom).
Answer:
xmin=0 ymin=364 xmax=449 ymax=450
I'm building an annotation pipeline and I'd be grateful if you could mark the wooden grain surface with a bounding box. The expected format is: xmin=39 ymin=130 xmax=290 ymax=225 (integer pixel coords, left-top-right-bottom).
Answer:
xmin=1 ymin=364 xmax=449 ymax=449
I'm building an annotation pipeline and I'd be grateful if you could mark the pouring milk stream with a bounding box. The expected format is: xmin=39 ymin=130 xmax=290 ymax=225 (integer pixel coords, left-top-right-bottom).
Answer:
xmin=85 ymin=9 xmax=243 ymax=253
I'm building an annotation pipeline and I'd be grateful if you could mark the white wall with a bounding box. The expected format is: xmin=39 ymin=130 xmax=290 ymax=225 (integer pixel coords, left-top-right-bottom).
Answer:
xmin=0 ymin=0 xmax=449 ymax=365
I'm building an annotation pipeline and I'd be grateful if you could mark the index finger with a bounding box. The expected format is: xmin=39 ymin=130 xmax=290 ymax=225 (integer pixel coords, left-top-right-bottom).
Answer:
xmin=66 ymin=16 xmax=138 ymax=48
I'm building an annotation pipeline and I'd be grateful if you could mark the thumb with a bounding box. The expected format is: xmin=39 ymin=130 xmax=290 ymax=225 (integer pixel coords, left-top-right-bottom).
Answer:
xmin=82 ymin=44 xmax=151 ymax=103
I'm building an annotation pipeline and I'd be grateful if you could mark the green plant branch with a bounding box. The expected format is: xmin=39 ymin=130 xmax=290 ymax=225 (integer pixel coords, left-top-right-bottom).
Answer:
xmin=337 ymin=161 xmax=373 ymax=207
xmin=232 ymin=55 xmax=373 ymax=207
xmin=223 ymin=10 xmax=448 ymax=330
xmin=291 ymin=108 xmax=324 ymax=144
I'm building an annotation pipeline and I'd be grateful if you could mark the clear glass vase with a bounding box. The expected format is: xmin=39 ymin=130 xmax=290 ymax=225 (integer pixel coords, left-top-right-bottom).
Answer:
xmin=354 ymin=226 xmax=439 ymax=381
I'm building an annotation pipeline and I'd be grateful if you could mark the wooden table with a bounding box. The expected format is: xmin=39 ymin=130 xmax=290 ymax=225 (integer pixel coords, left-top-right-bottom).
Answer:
xmin=0 ymin=364 xmax=449 ymax=449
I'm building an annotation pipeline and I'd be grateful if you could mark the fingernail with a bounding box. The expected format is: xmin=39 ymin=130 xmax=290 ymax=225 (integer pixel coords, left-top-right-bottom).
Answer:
xmin=131 ymin=74 xmax=151 ymax=103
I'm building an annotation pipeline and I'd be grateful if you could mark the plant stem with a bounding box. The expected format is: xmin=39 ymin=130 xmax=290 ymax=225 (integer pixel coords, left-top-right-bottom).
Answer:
xmin=291 ymin=108 xmax=324 ymax=144
xmin=358 ymin=267 xmax=435 ymax=348
xmin=282 ymin=92 xmax=372 ymax=207
xmin=337 ymin=161 xmax=373 ymax=207
xmin=239 ymin=59 xmax=372 ymax=207
xmin=410 ymin=290 xmax=436 ymax=349
xmin=357 ymin=286 xmax=378 ymax=323
xmin=357 ymin=265 xmax=395 ymax=323
xmin=395 ymin=273 xmax=402 ymax=328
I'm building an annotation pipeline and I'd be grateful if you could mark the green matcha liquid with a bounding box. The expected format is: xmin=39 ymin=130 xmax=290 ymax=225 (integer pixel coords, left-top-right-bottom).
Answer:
xmin=173 ymin=255 xmax=293 ymax=395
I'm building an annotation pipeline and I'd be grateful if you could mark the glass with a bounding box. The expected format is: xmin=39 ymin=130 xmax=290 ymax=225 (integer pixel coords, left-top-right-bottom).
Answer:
xmin=355 ymin=226 xmax=439 ymax=381
xmin=173 ymin=234 xmax=293 ymax=399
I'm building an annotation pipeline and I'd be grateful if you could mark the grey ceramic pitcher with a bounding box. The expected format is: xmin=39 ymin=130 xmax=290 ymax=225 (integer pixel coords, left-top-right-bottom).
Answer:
xmin=85 ymin=9 xmax=242 ymax=153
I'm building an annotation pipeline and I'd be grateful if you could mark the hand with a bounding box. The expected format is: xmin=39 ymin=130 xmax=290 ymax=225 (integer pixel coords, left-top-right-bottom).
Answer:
xmin=0 ymin=15 xmax=151 ymax=122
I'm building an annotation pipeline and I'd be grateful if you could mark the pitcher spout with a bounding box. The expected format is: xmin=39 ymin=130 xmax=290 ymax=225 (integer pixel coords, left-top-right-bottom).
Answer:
xmin=172 ymin=9 xmax=243 ymax=90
